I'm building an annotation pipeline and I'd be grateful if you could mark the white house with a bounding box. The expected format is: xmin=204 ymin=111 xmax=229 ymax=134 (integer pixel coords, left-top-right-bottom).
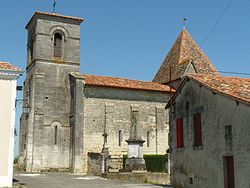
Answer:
xmin=0 ymin=62 xmax=21 ymax=187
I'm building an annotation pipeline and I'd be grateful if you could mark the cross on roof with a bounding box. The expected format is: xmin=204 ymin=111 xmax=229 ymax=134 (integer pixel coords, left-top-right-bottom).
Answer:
xmin=183 ymin=16 xmax=187 ymax=30
xmin=53 ymin=0 xmax=56 ymax=13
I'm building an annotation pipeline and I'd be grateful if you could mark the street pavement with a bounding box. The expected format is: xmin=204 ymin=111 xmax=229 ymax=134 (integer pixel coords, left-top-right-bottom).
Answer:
xmin=14 ymin=172 xmax=173 ymax=188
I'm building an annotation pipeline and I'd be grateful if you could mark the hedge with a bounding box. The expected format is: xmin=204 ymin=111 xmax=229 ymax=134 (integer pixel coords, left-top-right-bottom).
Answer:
xmin=123 ymin=154 xmax=167 ymax=172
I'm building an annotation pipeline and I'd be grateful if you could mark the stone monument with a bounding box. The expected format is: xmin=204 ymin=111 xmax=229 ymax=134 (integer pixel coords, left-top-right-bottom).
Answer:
xmin=125 ymin=110 xmax=146 ymax=171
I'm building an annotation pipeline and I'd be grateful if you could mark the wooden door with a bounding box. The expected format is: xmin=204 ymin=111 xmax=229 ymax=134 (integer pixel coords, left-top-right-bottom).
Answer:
xmin=224 ymin=156 xmax=235 ymax=188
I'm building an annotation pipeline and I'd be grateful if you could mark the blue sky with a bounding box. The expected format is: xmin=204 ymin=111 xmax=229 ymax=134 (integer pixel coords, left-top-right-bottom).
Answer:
xmin=0 ymin=0 xmax=249 ymax=156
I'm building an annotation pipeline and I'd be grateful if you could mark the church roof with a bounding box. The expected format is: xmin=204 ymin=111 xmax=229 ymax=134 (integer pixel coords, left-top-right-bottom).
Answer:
xmin=167 ymin=74 xmax=250 ymax=107
xmin=153 ymin=30 xmax=219 ymax=84
xmin=26 ymin=11 xmax=84 ymax=29
xmin=0 ymin=62 xmax=22 ymax=72
xmin=81 ymin=74 xmax=173 ymax=93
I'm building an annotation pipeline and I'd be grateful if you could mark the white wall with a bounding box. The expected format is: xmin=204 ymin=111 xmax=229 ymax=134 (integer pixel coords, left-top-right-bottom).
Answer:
xmin=0 ymin=78 xmax=17 ymax=187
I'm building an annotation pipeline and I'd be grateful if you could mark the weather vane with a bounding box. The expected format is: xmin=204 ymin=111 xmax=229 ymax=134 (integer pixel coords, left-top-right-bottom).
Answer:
xmin=183 ymin=15 xmax=187 ymax=30
xmin=53 ymin=0 xmax=57 ymax=13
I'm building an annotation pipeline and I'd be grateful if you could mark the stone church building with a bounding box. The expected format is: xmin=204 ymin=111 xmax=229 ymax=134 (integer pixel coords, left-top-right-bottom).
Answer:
xmin=19 ymin=11 xmax=218 ymax=174
xmin=19 ymin=12 xmax=171 ymax=173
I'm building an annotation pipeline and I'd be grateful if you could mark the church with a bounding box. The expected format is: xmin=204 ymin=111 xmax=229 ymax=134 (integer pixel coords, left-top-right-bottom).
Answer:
xmin=19 ymin=11 xmax=218 ymax=174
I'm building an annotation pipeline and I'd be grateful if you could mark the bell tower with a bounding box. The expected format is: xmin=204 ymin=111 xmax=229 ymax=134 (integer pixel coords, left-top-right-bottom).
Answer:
xmin=25 ymin=11 xmax=83 ymax=67
xmin=19 ymin=12 xmax=84 ymax=172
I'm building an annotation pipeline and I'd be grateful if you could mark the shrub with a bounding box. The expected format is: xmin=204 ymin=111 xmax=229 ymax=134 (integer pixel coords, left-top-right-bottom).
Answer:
xmin=144 ymin=154 xmax=166 ymax=172
xmin=123 ymin=154 xmax=167 ymax=172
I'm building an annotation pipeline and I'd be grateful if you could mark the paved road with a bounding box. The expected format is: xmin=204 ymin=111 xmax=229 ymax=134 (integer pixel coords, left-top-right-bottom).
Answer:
xmin=14 ymin=172 xmax=173 ymax=188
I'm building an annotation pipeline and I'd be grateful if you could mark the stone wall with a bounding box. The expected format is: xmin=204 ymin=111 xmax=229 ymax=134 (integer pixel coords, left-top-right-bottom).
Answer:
xmin=107 ymin=158 xmax=124 ymax=170
xmin=87 ymin=153 xmax=102 ymax=176
xmin=169 ymin=80 xmax=250 ymax=188
xmin=82 ymin=85 xmax=169 ymax=173
xmin=107 ymin=172 xmax=170 ymax=185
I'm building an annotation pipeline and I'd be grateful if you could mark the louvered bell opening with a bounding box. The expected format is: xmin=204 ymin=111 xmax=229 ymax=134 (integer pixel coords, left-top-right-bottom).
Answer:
xmin=54 ymin=33 xmax=62 ymax=57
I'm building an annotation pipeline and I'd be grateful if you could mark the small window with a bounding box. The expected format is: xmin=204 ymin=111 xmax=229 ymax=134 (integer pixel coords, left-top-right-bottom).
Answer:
xmin=176 ymin=117 xmax=184 ymax=148
xmin=171 ymin=103 xmax=176 ymax=115
xmin=54 ymin=33 xmax=62 ymax=57
xmin=185 ymin=102 xmax=189 ymax=117
xmin=189 ymin=177 xmax=193 ymax=184
xmin=185 ymin=101 xmax=190 ymax=125
xmin=193 ymin=113 xmax=202 ymax=146
xmin=30 ymin=39 xmax=34 ymax=61
xmin=185 ymin=101 xmax=190 ymax=112
xmin=225 ymin=125 xmax=233 ymax=147
xmin=225 ymin=125 xmax=232 ymax=139
xmin=147 ymin=131 xmax=150 ymax=147
xmin=118 ymin=130 xmax=122 ymax=146
xmin=54 ymin=125 xmax=58 ymax=145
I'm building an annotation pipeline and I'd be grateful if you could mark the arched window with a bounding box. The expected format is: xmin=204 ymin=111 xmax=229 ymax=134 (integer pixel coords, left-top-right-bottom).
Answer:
xmin=54 ymin=125 xmax=58 ymax=145
xmin=54 ymin=33 xmax=62 ymax=57
xmin=51 ymin=122 xmax=62 ymax=146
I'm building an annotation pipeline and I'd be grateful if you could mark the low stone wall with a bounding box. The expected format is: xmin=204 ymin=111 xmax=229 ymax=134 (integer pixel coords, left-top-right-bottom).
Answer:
xmin=107 ymin=158 xmax=123 ymax=170
xmin=88 ymin=153 xmax=127 ymax=175
xmin=146 ymin=172 xmax=170 ymax=185
xmin=87 ymin=152 xmax=102 ymax=176
xmin=106 ymin=172 xmax=170 ymax=185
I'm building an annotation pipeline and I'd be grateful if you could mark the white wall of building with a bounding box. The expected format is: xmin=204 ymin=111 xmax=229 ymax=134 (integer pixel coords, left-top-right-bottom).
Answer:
xmin=0 ymin=76 xmax=17 ymax=187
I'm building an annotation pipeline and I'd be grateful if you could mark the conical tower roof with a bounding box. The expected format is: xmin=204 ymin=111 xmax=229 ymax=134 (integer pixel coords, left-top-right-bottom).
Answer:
xmin=153 ymin=30 xmax=219 ymax=84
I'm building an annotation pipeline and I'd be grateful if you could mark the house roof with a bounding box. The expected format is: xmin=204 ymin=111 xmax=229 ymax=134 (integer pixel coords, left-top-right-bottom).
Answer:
xmin=190 ymin=74 xmax=250 ymax=105
xmin=0 ymin=62 xmax=22 ymax=72
xmin=81 ymin=74 xmax=173 ymax=93
xmin=26 ymin=11 xmax=84 ymax=29
xmin=167 ymin=74 xmax=250 ymax=108
xmin=153 ymin=30 xmax=219 ymax=84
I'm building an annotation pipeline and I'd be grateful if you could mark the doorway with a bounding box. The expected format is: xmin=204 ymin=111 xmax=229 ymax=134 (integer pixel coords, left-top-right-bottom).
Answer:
xmin=223 ymin=156 xmax=235 ymax=188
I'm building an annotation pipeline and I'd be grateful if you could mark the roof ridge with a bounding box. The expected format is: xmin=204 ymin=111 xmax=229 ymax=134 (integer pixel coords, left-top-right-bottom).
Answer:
xmin=26 ymin=11 xmax=84 ymax=29
xmin=81 ymin=74 xmax=173 ymax=92
xmin=177 ymin=29 xmax=185 ymax=64
xmin=183 ymin=30 xmax=214 ymax=65
xmin=223 ymin=76 xmax=250 ymax=79
xmin=35 ymin=11 xmax=84 ymax=21
xmin=82 ymin=74 xmax=161 ymax=84
xmin=188 ymin=74 xmax=250 ymax=105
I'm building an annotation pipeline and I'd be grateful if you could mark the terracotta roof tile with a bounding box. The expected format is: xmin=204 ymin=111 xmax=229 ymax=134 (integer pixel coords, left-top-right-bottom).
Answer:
xmin=0 ymin=62 xmax=22 ymax=72
xmin=153 ymin=30 xmax=219 ymax=84
xmin=26 ymin=11 xmax=83 ymax=29
xmin=81 ymin=74 xmax=173 ymax=93
xmin=189 ymin=74 xmax=250 ymax=105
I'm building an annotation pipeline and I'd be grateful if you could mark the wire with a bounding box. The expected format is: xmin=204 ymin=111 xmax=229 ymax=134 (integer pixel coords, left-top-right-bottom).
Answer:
xmin=218 ymin=70 xmax=250 ymax=76
xmin=201 ymin=0 xmax=233 ymax=46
